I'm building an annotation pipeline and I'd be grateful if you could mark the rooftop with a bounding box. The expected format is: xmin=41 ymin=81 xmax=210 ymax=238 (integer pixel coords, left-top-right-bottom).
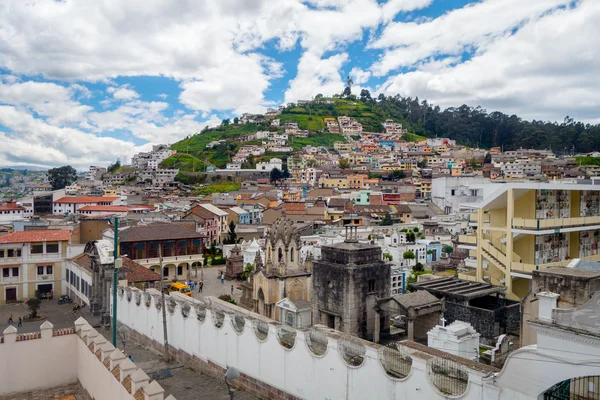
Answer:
xmin=409 ymin=276 xmax=506 ymax=300
xmin=0 ymin=202 xmax=25 ymax=211
xmin=0 ymin=229 xmax=71 ymax=244
xmin=119 ymin=222 xmax=205 ymax=243
xmin=54 ymin=196 xmax=120 ymax=204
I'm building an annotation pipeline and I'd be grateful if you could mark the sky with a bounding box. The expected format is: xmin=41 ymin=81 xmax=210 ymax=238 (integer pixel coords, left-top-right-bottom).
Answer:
xmin=0 ymin=0 xmax=597 ymax=170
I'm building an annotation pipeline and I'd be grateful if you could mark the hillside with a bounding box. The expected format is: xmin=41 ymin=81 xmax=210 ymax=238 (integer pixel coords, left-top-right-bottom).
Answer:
xmin=166 ymin=98 xmax=423 ymax=172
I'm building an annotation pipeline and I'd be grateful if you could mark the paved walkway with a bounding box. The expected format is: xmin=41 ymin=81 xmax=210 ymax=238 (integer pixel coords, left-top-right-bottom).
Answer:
xmin=187 ymin=265 xmax=245 ymax=304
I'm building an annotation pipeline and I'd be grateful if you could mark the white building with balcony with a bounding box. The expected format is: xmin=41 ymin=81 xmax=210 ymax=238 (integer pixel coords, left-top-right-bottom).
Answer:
xmin=0 ymin=230 xmax=72 ymax=304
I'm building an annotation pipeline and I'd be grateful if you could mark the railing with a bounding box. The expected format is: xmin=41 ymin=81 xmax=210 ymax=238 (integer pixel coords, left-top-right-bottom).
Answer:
xmin=512 ymin=216 xmax=600 ymax=230
xmin=511 ymin=253 xmax=600 ymax=273
xmin=458 ymin=235 xmax=477 ymax=245
xmin=480 ymin=240 xmax=507 ymax=267
xmin=135 ymin=254 xmax=204 ymax=265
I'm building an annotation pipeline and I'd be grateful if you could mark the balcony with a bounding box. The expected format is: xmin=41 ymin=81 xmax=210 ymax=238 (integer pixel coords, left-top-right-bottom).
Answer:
xmin=511 ymin=253 xmax=600 ymax=274
xmin=512 ymin=216 xmax=600 ymax=230
xmin=134 ymin=254 xmax=204 ymax=266
xmin=458 ymin=235 xmax=477 ymax=245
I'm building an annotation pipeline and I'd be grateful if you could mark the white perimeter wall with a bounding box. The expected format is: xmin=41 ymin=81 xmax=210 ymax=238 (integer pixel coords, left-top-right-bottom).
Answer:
xmin=114 ymin=288 xmax=534 ymax=400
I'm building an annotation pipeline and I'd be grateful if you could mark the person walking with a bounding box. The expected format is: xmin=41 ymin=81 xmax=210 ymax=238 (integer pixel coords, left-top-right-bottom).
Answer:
xmin=17 ymin=317 xmax=22 ymax=327
xmin=220 ymin=273 xmax=224 ymax=285
xmin=199 ymin=280 xmax=203 ymax=293
xmin=8 ymin=314 xmax=13 ymax=324
xmin=230 ymin=285 xmax=234 ymax=296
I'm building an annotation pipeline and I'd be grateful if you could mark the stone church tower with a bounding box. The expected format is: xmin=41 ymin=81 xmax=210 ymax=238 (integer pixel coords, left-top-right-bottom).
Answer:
xmin=253 ymin=215 xmax=311 ymax=319
xmin=225 ymin=244 xmax=244 ymax=280
xmin=312 ymin=226 xmax=390 ymax=340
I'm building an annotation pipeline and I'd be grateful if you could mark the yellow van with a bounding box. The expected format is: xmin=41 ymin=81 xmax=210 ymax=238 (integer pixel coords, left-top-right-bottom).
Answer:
xmin=166 ymin=282 xmax=192 ymax=297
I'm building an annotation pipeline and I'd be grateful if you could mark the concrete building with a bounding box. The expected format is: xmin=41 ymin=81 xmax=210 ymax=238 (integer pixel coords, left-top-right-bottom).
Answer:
xmin=0 ymin=202 xmax=26 ymax=222
xmin=431 ymin=176 xmax=498 ymax=215
xmin=52 ymin=195 xmax=120 ymax=215
xmin=311 ymin=227 xmax=390 ymax=340
xmin=0 ymin=230 xmax=71 ymax=304
xmin=458 ymin=182 xmax=600 ymax=299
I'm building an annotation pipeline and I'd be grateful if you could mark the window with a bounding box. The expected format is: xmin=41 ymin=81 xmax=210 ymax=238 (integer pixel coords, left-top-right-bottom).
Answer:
xmin=31 ymin=243 xmax=43 ymax=254
xmin=451 ymin=189 xmax=455 ymax=196
xmin=368 ymin=279 xmax=375 ymax=292
xmin=46 ymin=265 xmax=53 ymax=275
xmin=163 ymin=267 xmax=168 ymax=277
xmin=286 ymin=312 xmax=294 ymax=327
xmin=7 ymin=249 xmax=21 ymax=257
xmin=177 ymin=265 xmax=183 ymax=275
xmin=12 ymin=268 xmax=19 ymax=277
xmin=3 ymin=269 xmax=8 ymax=278
xmin=0 ymin=250 xmax=3 ymax=258
xmin=37 ymin=266 xmax=44 ymax=275
xmin=46 ymin=242 xmax=59 ymax=253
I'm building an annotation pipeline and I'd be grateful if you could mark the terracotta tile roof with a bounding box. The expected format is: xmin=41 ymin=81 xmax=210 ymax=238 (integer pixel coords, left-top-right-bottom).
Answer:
xmin=71 ymin=253 xmax=93 ymax=272
xmin=54 ymin=196 xmax=120 ymax=204
xmin=78 ymin=205 xmax=132 ymax=212
xmin=122 ymin=257 xmax=161 ymax=282
xmin=0 ymin=229 xmax=71 ymax=244
xmin=119 ymin=222 xmax=205 ymax=243
xmin=0 ymin=202 xmax=25 ymax=211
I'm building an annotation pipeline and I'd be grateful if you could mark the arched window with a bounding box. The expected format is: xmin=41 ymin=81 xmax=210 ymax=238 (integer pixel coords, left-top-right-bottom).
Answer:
xmin=278 ymin=247 xmax=283 ymax=263
xmin=290 ymin=248 xmax=295 ymax=262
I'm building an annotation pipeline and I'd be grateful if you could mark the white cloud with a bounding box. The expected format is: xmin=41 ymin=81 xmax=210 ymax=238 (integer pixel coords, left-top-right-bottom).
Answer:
xmin=370 ymin=0 xmax=570 ymax=75
xmin=377 ymin=0 xmax=600 ymax=122
xmin=108 ymin=85 xmax=140 ymax=101
xmin=350 ymin=67 xmax=371 ymax=85
xmin=284 ymin=52 xmax=349 ymax=103
xmin=157 ymin=93 xmax=168 ymax=99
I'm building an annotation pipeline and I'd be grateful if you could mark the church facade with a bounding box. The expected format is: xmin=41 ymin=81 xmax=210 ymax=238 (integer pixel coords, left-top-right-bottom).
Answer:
xmin=252 ymin=215 xmax=312 ymax=320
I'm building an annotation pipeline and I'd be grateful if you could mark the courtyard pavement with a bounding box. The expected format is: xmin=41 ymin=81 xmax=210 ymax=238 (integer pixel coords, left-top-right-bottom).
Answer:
xmin=0 ymin=266 xmax=257 ymax=400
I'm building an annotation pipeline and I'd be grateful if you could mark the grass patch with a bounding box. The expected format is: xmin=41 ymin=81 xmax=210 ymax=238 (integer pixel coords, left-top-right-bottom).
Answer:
xmin=279 ymin=114 xmax=325 ymax=131
xmin=401 ymin=132 xmax=427 ymax=142
xmin=291 ymin=133 xmax=347 ymax=151
xmin=575 ymin=156 xmax=600 ymax=166
xmin=194 ymin=182 xmax=241 ymax=195
xmin=161 ymin=153 xmax=207 ymax=172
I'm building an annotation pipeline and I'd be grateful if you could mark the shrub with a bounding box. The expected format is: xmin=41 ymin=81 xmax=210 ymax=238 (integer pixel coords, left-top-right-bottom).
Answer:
xmin=26 ymin=297 xmax=42 ymax=318
xmin=211 ymin=257 xmax=226 ymax=265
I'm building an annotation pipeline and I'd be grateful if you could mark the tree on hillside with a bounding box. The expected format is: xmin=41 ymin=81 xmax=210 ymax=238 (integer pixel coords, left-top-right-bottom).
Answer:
xmin=270 ymin=167 xmax=283 ymax=184
xmin=233 ymin=117 xmax=239 ymax=124
xmin=418 ymin=159 xmax=427 ymax=168
xmin=380 ymin=212 xmax=393 ymax=226
xmin=360 ymin=89 xmax=372 ymax=101
xmin=221 ymin=119 xmax=230 ymax=126
xmin=282 ymin=165 xmax=290 ymax=180
xmin=389 ymin=170 xmax=406 ymax=180
xmin=338 ymin=157 xmax=350 ymax=169
xmin=315 ymin=93 xmax=323 ymax=99
xmin=47 ymin=165 xmax=77 ymax=190
xmin=484 ymin=152 xmax=492 ymax=164
xmin=107 ymin=159 xmax=121 ymax=173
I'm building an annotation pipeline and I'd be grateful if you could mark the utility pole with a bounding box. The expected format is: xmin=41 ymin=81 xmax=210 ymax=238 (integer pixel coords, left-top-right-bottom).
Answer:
xmin=112 ymin=217 xmax=120 ymax=346
xmin=158 ymin=243 xmax=170 ymax=362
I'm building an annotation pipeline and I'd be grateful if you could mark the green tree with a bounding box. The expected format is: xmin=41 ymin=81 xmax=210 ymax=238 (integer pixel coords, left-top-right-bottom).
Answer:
xmin=107 ymin=160 xmax=121 ymax=173
xmin=315 ymin=93 xmax=324 ymax=99
xmin=413 ymin=262 xmax=424 ymax=272
xmin=417 ymin=159 xmax=427 ymax=168
xmin=360 ymin=89 xmax=372 ymax=101
xmin=443 ymin=244 xmax=454 ymax=255
xmin=406 ymin=231 xmax=416 ymax=243
xmin=389 ymin=170 xmax=406 ymax=180
xmin=383 ymin=253 xmax=393 ymax=262
xmin=47 ymin=165 xmax=77 ymax=190
xmin=233 ymin=117 xmax=239 ymax=124
xmin=483 ymin=152 xmax=492 ymax=164
xmin=282 ymin=165 xmax=290 ymax=180
xmin=241 ymin=263 xmax=254 ymax=280
xmin=26 ymin=296 xmax=42 ymax=318
xmin=270 ymin=167 xmax=283 ymax=184
xmin=403 ymin=250 xmax=416 ymax=261
xmin=224 ymin=221 xmax=237 ymax=244
xmin=380 ymin=212 xmax=393 ymax=226
xmin=221 ymin=119 xmax=230 ymax=126
xmin=338 ymin=157 xmax=350 ymax=169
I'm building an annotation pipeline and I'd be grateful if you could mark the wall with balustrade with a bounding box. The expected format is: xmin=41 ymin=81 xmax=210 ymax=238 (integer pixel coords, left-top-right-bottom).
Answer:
xmin=115 ymin=287 xmax=534 ymax=400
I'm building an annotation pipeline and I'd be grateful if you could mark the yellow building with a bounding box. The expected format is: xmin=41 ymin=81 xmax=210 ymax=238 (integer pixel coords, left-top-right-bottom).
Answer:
xmin=0 ymin=230 xmax=71 ymax=304
xmin=319 ymin=176 xmax=349 ymax=189
xmin=459 ymin=183 xmax=600 ymax=300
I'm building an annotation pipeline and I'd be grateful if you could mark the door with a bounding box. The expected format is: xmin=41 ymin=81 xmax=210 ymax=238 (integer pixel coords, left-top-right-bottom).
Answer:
xmin=5 ymin=288 xmax=17 ymax=303
xmin=38 ymin=284 xmax=53 ymax=296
